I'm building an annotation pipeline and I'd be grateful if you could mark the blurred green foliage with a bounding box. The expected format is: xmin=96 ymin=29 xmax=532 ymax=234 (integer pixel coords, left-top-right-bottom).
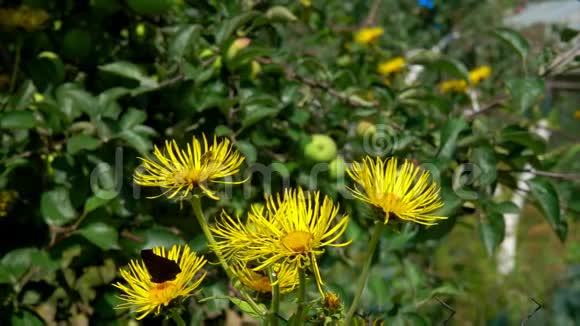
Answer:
xmin=1 ymin=0 xmax=579 ymax=325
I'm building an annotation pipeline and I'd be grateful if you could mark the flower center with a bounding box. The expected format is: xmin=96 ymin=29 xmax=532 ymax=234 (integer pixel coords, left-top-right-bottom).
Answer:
xmin=172 ymin=169 xmax=201 ymax=185
xmin=281 ymin=231 xmax=313 ymax=253
xmin=148 ymin=281 xmax=178 ymax=305
xmin=378 ymin=193 xmax=408 ymax=215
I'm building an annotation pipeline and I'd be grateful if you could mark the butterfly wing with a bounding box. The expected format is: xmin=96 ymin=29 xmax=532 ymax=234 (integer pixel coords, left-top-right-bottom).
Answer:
xmin=140 ymin=249 xmax=181 ymax=283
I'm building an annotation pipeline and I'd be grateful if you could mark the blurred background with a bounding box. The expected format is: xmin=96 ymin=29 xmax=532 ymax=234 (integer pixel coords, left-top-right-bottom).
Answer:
xmin=0 ymin=0 xmax=579 ymax=325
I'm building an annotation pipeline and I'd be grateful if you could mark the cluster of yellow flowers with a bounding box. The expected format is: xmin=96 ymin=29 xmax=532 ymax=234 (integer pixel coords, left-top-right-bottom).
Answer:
xmin=438 ymin=65 xmax=492 ymax=93
xmin=114 ymin=134 xmax=446 ymax=321
xmin=0 ymin=6 xmax=49 ymax=32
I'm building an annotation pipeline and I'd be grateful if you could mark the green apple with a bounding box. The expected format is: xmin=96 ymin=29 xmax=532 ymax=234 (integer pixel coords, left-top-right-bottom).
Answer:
xmin=303 ymin=134 xmax=337 ymax=162
xmin=356 ymin=120 xmax=377 ymax=137
xmin=328 ymin=156 xmax=347 ymax=179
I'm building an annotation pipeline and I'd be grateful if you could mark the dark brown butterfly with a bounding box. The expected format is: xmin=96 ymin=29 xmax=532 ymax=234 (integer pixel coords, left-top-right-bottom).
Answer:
xmin=140 ymin=249 xmax=181 ymax=283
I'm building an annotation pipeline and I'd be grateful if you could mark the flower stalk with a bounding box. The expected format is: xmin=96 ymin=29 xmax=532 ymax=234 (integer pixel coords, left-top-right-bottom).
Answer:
xmin=293 ymin=267 xmax=307 ymax=326
xmin=268 ymin=266 xmax=280 ymax=326
xmin=190 ymin=195 xmax=264 ymax=318
xmin=344 ymin=222 xmax=384 ymax=324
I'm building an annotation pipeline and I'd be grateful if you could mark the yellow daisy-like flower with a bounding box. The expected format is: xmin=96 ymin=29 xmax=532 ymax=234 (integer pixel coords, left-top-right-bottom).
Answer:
xmin=438 ymin=79 xmax=468 ymax=93
xmin=134 ymin=134 xmax=246 ymax=200
xmin=113 ymin=245 xmax=207 ymax=320
xmin=377 ymin=57 xmax=406 ymax=76
xmin=468 ymin=65 xmax=492 ymax=85
xmin=347 ymin=157 xmax=446 ymax=225
xmin=354 ymin=27 xmax=384 ymax=45
xmin=232 ymin=262 xmax=299 ymax=294
xmin=210 ymin=187 xmax=350 ymax=295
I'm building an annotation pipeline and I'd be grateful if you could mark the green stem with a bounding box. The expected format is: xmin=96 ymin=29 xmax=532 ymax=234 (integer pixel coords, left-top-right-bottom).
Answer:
xmin=191 ymin=195 xmax=233 ymax=278
xmin=268 ymin=266 xmax=280 ymax=326
xmin=293 ymin=267 xmax=307 ymax=326
xmin=171 ymin=310 xmax=186 ymax=326
xmin=344 ymin=222 xmax=384 ymax=324
xmin=190 ymin=195 xmax=264 ymax=319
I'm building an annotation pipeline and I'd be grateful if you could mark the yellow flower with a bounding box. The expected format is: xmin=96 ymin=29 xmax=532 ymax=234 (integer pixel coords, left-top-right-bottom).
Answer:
xmin=575 ymin=110 xmax=580 ymax=120
xmin=134 ymin=134 xmax=246 ymax=200
xmin=354 ymin=27 xmax=384 ymax=45
xmin=468 ymin=65 xmax=492 ymax=85
xmin=347 ymin=157 xmax=446 ymax=225
xmin=438 ymin=79 xmax=468 ymax=93
xmin=0 ymin=6 xmax=49 ymax=31
xmin=210 ymin=187 xmax=350 ymax=295
xmin=377 ymin=57 xmax=406 ymax=76
xmin=232 ymin=262 xmax=299 ymax=294
xmin=113 ymin=245 xmax=207 ymax=320
xmin=299 ymin=0 xmax=312 ymax=7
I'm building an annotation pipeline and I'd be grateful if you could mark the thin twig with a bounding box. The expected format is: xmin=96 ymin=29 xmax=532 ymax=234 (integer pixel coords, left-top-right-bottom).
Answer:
xmin=520 ymin=297 xmax=542 ymax=326
xmin=362 ymin=0 xmax=382 ymax=28
xmin=434 ymin=297 xmax=455 ymax=326
xmin=504 ymin=169 xmax=580 ymax=181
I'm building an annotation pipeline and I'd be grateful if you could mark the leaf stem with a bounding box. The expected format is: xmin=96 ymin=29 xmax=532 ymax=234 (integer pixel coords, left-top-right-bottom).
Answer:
xmin=344 ymin=222 xmax=384 ymax=324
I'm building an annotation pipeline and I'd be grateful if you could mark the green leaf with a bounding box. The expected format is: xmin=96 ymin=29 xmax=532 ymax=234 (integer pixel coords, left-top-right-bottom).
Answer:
xmin=498 ymin=126 xmax=546 ymax=153
xmin=0 ymin=111 xmax=36 ymax=129
xmin=492 ymin=27 xmax=530 ymax=61
xmin=506 ymin=77 xmax=545 ymax=113
xmin=236 ymin=140 xmax=257 ymax=164
xmin=472 ymin=145 xmax=497 ymax=186
xmin=265 ymin=5 xmax=297 ymax=23
xmin=7 ymin=80 xmax=36 ymax=111
xmin=478 ymin=212 xmax=505 ymax=256
xmin=76 ymin=222 xmax=119 ymax=250
xmin=0 ymin=248 xmax=38 ymax=283
xmin=437 ymin=118 xmax=469 ymax=159
xmin=98 ymin=61 xmax=158 ymax=88
xmin=488 ymin=201 xmax=520 ymax=214
xmin=11 ymin=309 xmax=44 ymax=326
xmin=229 ymin=297 xmax=265 ymax=318
xmin=240 ymin=95 xmax=281 ymax=130
xmin=41 ymin=188 xmax=77 ymax=226
xmin=528 ymin=178 xmax=567 ymax=241
xmin=118 ymin=129 xmax=151 ymax=155
xmin=431 ymin=57 xmax=470 ymax=81
xmin=168 ymin=24 xmax=200 ymax=60
xmin=67 ymin=134 xmax=101 ymax=154
xmin=216 ymin=11 xmax=261 ymax=45
xmin=56 ymin=83 xmax=98 ymax=119
xmin=119 ymin=107 xmax=147 ymax=129
xmin=83 ymin=195 xmax=112 ymax=215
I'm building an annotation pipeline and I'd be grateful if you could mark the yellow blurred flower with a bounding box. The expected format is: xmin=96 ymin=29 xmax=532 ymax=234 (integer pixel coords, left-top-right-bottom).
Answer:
xmin=0 ymin=6 xmax=49 ymax=31
xmin=468 ymin=65 xmax=492 ymax=85
xmin=377 ymin=57 xmax=406 ymax=76
xmin=299 ymin=0 xmax=312 ymax=7
xmin=113 ymin=245 xmax=207 ymax=320
xmin=438 ymin=65 xmax=492 ymax=93
xmin=354 ymin=27 xmax=384 ymax=45
xmin=134 ymin=134 xmax=246 ymax=200
xmin=347 ymin=157 xmax=446 ymax=225
xmin=575 ymin=110 xmax=580 ymax=120
xmin=232 ymin=262 xmax=299 ymax=294
xmin=438 ymin=79 xmax=468 ymax=93
xmin=210 ymin=187 xmax=351 ymax=295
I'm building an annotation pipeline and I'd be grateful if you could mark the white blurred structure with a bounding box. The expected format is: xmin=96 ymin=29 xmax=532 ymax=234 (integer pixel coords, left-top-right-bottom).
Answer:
xmin=504 ymin=0 xmax=580 ymax=29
